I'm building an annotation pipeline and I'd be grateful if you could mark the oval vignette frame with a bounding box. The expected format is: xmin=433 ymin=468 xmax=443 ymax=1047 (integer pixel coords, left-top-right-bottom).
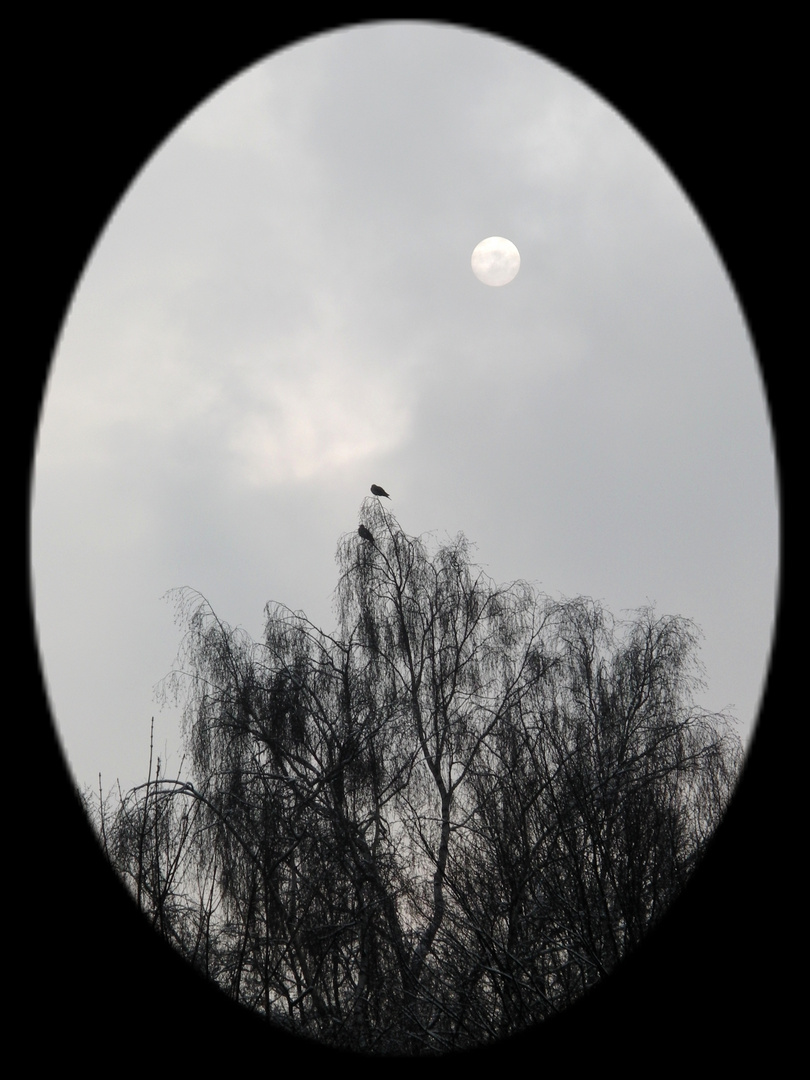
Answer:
xmin=29 ymin=17 xmax=782 ymax=1066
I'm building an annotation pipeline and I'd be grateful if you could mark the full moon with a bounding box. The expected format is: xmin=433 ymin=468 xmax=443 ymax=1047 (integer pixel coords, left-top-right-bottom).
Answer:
xmin=471 ymin=236 xmax=521 ymax=286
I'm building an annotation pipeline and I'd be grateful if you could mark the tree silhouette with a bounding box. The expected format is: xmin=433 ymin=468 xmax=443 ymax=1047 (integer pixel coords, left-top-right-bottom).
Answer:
xmin=90 ymin=499 xmax=742 ymax=1053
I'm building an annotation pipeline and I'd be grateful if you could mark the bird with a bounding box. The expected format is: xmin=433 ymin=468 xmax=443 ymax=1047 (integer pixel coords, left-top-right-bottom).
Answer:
xmin=371 ymin=484 xmax=391 ymax=499
xmin=358 ymin=524 xmax=375 ymax=543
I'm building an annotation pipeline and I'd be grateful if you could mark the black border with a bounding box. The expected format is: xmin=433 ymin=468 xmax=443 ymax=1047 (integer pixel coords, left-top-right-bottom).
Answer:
xmin=26 ymin=15 xmax=785 ymax=1069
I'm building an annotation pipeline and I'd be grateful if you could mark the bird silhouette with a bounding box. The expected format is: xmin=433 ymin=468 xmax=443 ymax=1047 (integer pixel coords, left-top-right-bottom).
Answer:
xmin=358 ymin=524 xmax=375 ymax=543
xmin=371 ymin=484 xmax=391 ymax=499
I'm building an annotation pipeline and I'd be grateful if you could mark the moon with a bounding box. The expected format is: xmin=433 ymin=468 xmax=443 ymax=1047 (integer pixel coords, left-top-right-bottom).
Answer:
xmin=471 ymin=236 xmax=520 ymax=286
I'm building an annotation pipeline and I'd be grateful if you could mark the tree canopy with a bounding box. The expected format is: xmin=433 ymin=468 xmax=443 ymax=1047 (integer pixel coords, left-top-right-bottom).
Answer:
xmin=91 ymin=499 xmax=742 ymax=1054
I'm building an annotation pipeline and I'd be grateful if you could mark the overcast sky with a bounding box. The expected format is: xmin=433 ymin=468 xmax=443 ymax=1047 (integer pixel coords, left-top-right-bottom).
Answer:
xmin=32 ymin=22 xmax=777 ymax=798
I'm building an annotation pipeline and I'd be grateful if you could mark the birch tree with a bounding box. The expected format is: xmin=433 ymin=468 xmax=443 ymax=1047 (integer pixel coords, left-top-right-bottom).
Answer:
xmin=92 ymin=498 xmax=742 ymax=1053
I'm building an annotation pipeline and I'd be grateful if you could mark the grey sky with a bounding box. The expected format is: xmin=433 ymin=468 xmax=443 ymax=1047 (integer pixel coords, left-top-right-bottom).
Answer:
xmin=32 ymin=23 xmax=777 ymax=798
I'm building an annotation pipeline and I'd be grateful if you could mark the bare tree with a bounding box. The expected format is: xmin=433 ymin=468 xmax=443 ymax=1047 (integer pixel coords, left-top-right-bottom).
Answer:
xmin=89 ymin=723 xmax=223 ymax=981
xmin=92 ymin=499 xmax=742 ymax=1053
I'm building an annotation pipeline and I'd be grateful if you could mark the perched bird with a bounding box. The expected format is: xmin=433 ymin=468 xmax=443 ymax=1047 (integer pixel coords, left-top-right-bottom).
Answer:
xmin=358 ymin=524 xmax=375 ymax=543
xmin=371 ymin=484 xmax=391 ymax=499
